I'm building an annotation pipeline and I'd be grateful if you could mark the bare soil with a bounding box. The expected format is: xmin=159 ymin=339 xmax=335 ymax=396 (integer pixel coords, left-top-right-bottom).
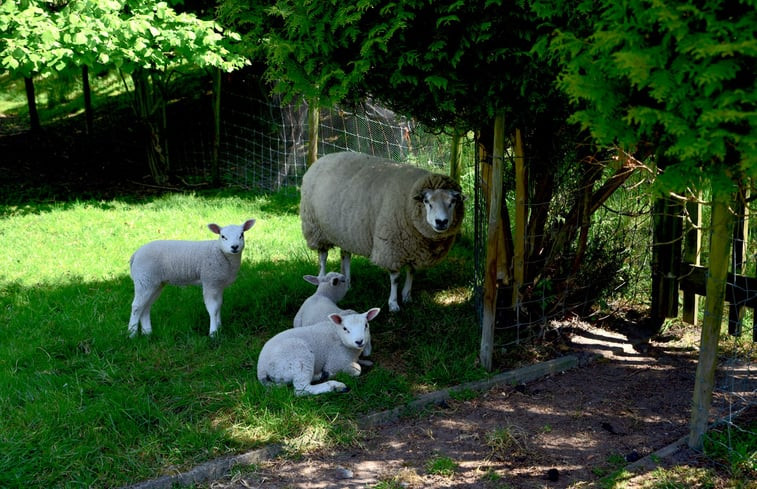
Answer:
xmin=206 ymin=320 xmax=755 ymax=489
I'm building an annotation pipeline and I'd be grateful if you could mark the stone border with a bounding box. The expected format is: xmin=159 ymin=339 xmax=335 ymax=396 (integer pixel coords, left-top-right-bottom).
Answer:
xmin=122 ymin=355 xmax=579 ymax=489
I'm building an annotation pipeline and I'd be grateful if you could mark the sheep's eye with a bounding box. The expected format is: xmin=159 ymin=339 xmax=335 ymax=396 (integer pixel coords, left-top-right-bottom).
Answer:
xmin=221 ymin=235 xmax=227 ymax=240
xmin=343 ymin=327 xmax=348 ymax=332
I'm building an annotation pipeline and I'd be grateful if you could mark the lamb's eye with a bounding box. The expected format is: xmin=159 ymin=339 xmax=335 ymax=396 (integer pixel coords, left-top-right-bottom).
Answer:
xmin=343 ymin=327 xmax=348 ymax=332
xmin=222 ymin=235 xmax=227 ymax=240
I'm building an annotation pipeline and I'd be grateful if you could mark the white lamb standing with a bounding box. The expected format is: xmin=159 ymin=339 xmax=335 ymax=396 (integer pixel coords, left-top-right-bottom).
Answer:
xmin=257 ymin=308 xmax=381 ymax=396
xmin=292 ymin=272 xmax=373 ymax=362
xmin=128 ymin=219 xmax=256 ymax=338
xmin=300 ymin=151 xmax=466 ymax=312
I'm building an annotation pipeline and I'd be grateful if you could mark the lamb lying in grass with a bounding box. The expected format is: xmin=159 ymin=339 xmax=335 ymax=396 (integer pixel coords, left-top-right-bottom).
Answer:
xmin=257 ymin=308 xmax=380 ymax=396
xmin=128 ymin=219 xmax=256 ymax=338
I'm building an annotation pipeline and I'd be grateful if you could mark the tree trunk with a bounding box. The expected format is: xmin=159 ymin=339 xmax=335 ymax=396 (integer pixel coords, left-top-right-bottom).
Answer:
xmin=211 ymin=68 xmax=222 ymax=186
xmin=688 ymin=184 xmax=735 ymax=449
xmin=24 ymin=76 xmax=41 ymax=134
xmin=82 ymin=65 xmax=93 ymax=135
xmin=131 ymin=70 xmax=169 ymax=185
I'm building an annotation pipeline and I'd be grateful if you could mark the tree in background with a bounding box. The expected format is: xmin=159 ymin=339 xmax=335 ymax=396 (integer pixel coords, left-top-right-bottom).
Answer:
xmin=536 ymin=0 xmax=757 ymax=448
xmin=0 ymin=0 xmax=247 ymax=184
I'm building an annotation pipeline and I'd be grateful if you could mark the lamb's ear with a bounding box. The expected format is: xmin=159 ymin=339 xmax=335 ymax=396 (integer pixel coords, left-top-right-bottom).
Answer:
xmin=328 ymin=313 xmax=344 ymax=326
xmin=303 ymin=275 xmax=319 ymax=285
xmin=208 ymin=224 xmax=222 ymax=235
xmin=364 ymin=307 xmax=381 ymax=322
xmin=243 ymin=219 xmax=256 ymax=231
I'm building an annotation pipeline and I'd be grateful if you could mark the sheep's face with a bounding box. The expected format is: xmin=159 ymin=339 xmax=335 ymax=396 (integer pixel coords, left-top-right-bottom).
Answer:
xmin=329 ymin=308 xmax=380 ymax=350
xmin=208 ymin=219 xmax=256 ymax=255
xmin=418 ymin=189 xmax=465 ymax=233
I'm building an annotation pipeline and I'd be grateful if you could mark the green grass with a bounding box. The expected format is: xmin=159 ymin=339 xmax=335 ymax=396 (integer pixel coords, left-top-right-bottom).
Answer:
xmin=0 ymin=188 xmax=483 ymax=488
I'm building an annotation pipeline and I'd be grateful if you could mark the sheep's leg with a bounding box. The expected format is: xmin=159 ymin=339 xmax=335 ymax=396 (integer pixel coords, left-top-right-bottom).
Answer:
xmin=129 ymin=283 xmax=162 ymax=337
xmin=318 ymin=249 xmax=329 ymax=277
xmin=401 ymin=266 xmax=415 ymax=304
xmin=388 ymin=270 xmax=401 ymax=312
xmin=203 ymin=286 xmax=224 ymax=337
xmin=340 ymin=250 xmax=352 ymax=288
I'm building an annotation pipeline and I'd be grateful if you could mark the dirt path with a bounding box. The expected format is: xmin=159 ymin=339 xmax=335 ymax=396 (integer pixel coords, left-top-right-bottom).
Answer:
xmin=164 ymin=322 xmax=755 ymax=489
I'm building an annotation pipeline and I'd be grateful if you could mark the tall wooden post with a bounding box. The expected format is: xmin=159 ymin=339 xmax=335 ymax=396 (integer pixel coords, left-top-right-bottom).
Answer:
xmin=480 ymin=114 xmax=506 ymax=371
xmin=728 ymin=185 xmax=749 ymax=335
xmin=682 ymin=197 xmax=701 ymax=324
xmin=512 ymin=129 xmax=526 ymax=308
xmin=307 ymin=100 xmax=320 ymax=167
xmin=651 ymin=196 xmax=683 ymax=330
xmin=449 ymin=128 xmax=464 ymax=183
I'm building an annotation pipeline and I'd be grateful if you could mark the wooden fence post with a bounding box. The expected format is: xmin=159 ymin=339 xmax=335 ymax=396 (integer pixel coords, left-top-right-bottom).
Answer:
xmin=682 ymin=198 xmax=701 ymax=325
xmin=512 ymin=129 xmax=526 ymax=308
xmin=480 ymin=114 xmax=506 ymax=372
xmin=728 ymin=185 xmax=749 ymax=335
xmin=307 ymin=101 xmax=320 ymax=167
xmin=651 ymin=196 xmax=683 ymax=330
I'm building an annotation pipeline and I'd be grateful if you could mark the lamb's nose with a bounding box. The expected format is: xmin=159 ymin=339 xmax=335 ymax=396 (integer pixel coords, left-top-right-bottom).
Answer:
xmin=355 ymin=339 xmax=364 ymax=347
xmin=435 ymin=218 xmax=449 ymax=229
xmin=231 ymin=245 xmax=239 ymax=252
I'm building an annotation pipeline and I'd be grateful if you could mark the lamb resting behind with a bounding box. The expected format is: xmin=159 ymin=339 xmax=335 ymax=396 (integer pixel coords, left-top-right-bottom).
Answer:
xmin=128 ymin=219 xmax=256 ymax=337
xmin=292 ymin=272 xmax=348 ymax=328
xmin=300 ymin=151 xmax=465 ymax=311
xmin=292 ymin=272 xmax=373 ymax=360
xmin=257 ymin=308 xmax=380 ymax=396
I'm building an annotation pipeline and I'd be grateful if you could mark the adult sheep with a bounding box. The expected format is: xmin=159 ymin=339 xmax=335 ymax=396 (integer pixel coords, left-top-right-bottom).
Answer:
xmin=300 ymin=151 xmax=465 ymax=312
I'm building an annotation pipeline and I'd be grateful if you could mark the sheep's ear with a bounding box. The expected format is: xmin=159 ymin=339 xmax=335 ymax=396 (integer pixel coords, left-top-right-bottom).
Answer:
xmin=364 ymin=307 xmax=381 ymax=322
xmin=413 ymin=191 xmax=427 ymax=203
xmin=243 ymin=219 xmax=256 ymax=231
xmin=452 ymin=191 xmax=467 ymax=203
xmin=208 ymin=224 xmax=222 ymax=235
xmin=303 ymin=275 xmax=319 ymax=285
xmin=328 ymin=313 xmax=344 ymax=325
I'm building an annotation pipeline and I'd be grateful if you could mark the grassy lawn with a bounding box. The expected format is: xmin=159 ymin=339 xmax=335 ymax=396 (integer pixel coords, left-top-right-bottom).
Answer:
xmin=0 ymin=189 xmax=483 ymax=487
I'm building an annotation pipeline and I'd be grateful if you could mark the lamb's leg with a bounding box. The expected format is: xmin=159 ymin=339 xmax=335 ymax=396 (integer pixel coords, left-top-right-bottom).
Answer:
xmin=292 ymin=365 xmax=348 ymax=396
xmin=340 ymin=250 xmax=352 ymax=288
xmin=129 ymin=283 xmax=162 ymax=337
xmin=401 ymin=266 xmax=415 ymax=304
xmin=203 ymin=286 xmax=224 ymax=337
xmin=318 ymin=249 xmax=329 ymax=277
xmin=388 ymin=270 xmax=401 ymax=312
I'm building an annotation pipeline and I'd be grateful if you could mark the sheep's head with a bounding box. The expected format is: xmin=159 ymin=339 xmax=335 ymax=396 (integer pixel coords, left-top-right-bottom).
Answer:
xmin=414 ymin=188 xmax=466 ymax=233
xmin=208 ymin=219 xmax=256 ymax=254
xmin=329 ymin=308 xmax=380 ymax=351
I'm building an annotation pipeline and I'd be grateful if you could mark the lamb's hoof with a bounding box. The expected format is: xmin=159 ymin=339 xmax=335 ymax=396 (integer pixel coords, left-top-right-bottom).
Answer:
xmin=388 ymin=301 xmax=400 ymax=312
xmin=338 ymin=386 xmax=351 ymax=393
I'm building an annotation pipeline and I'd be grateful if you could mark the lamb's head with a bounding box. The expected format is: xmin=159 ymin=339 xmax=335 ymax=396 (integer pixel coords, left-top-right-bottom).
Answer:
xmin=208 ymin=219 xmax=256 ymax=255
xmin=304 ymin=272 xmax=348 ymax=302
xmin=329 ymin=307 xmax=380 ymax=350
xmin=414 ymin=187 xmax=466 ymax=233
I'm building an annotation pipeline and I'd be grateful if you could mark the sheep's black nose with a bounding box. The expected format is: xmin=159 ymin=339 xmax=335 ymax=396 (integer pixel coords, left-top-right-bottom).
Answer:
xmin=231 ymin=245 xmax=240 ymax=252
xmin=435 ymin=219 xmax=449 ymax=229
xmin=355 ymin=339 xmax=364 ymax=347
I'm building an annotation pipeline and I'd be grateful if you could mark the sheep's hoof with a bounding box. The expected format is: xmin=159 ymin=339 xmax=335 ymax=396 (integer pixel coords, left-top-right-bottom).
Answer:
xmin=338 ymin=386 xmax=351 ymax=393
xmin=388 ymin=301 xmax=400 ymax=312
